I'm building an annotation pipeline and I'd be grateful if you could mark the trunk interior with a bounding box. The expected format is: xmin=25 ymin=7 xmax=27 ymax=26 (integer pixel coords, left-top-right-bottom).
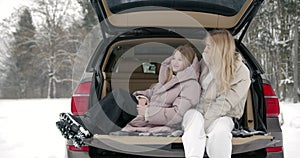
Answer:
xmin=86 ymin=37 xmax=275 ymax=157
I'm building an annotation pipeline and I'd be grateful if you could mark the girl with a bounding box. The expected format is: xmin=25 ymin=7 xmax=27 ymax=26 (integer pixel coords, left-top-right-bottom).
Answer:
xmin=182 ymin=29 xmax=251 ymax=158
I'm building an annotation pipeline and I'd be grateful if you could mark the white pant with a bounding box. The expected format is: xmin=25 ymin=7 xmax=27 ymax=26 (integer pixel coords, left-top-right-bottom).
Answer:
xmin=182 ymin=109 xmax=234 ymax=158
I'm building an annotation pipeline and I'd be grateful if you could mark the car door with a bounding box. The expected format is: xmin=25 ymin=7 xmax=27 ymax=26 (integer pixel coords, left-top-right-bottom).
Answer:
xmin=90 ymin=0 xmax=265 ymax=38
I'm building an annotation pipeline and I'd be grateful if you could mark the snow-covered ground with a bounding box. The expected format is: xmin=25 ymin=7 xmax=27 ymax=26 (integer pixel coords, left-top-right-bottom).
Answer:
xmin=0 ymin=99 xmax=299 ymax=158
xmin=0 ymin=99 xmax=70 ymax=158
xmin=280 ymin=102 xmax=300 ymax=158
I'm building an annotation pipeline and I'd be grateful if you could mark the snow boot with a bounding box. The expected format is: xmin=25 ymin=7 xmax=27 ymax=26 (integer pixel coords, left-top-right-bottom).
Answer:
xmin=56 ymin=120 xmax=73 ymax=139
xmin=59 ymin=113 xmax=92 ymax=138
xmin=57 ymin=113 xmax=92 ymax=148
xmin=56 ymin=120 xmax=86 ymax=148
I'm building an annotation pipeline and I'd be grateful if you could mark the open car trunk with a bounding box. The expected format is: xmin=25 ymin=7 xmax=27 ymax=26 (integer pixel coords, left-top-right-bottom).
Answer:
xmin=87 ymin=37 xmax=277 ymax=157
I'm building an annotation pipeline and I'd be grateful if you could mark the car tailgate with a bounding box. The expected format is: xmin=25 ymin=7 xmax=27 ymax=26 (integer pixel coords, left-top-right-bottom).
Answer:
xmin=84 ymin=134 xmax=277 ymax=157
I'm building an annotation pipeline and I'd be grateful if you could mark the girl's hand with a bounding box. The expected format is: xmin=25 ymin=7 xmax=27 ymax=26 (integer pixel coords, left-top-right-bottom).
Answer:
xmin=162 ymin=55 xmax=174 ymax=65
xmin=138 ymin=98 xmax=149 ymax=106
xmin=137 ymin=106 xmax=147 ymax=116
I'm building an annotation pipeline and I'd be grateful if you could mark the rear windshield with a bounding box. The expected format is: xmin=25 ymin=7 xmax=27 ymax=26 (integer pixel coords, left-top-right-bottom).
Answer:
xmin=106 ymin=0 xmax=246 ymax=16
xmin=105 ymin=40 xmax=204 ymax=73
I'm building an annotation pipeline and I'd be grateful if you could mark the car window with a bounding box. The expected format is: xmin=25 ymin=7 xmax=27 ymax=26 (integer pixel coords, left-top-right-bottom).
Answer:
xmin=106 ymin=0 xmax=246 ymax=16
xmin=106 ymin=42 xmax=174 ymax=73
xmin=72 ymin=26 xmax=103 ymax=90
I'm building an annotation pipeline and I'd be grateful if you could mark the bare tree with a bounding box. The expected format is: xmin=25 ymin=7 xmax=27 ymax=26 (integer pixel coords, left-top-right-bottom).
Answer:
xmin=293 ymin=24 xmax=298 ymax=102
xmin=245 ymin=0 xmax=299 ymax=101
xmin=31 ymin=0 xmax=82 ymax=98
xmin=292 ymin=0 xmax=299 ymax=102
xmin=0 ymin=0 xmax=99 ymax=98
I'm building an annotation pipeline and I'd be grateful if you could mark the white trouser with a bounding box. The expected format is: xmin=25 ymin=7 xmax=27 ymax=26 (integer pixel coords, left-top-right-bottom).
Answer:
xmin=182 ymin=109 xmax=234 ymax=158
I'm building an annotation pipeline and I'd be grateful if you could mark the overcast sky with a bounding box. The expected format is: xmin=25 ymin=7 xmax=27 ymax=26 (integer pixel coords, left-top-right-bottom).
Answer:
xmin=0 ymin=0 xmax=30 ymax=20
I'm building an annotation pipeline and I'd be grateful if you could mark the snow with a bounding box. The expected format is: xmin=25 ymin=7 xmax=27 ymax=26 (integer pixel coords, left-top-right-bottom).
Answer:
xmin=280 ymin=102 xmax=300 ymax=158
xmin=0 ymin=0 xmax=31 ymax=20
xmin=0 ymin=99 xmax=299 ymax=158
xmin=0 ymin=99 xmax=70 ymax=158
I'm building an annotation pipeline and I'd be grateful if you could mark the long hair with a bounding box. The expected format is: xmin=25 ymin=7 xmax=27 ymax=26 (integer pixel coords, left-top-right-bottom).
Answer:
xmin=166 ymin=44 xmax=195 ymax=83
xmin=206 ymin=29 xmax=241 ymax=93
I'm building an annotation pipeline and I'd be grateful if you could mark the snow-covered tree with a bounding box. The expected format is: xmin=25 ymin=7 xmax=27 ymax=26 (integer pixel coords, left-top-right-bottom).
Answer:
xmin=12 ymin=8 xmax=44 ymax=98
xmin=0 ymin=0 xmax=100 ymax=98
xmin=30 ymin=0 xmax=83 ymax=98
xmin=245 ymin=0 xmax=300 ymax=102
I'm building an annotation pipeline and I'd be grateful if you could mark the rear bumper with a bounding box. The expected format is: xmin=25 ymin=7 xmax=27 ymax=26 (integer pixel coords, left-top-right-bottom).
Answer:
xmin=65 ymin=146 xmax=284 ymax=158
xmin=66 ymin=140 xmax=90 ymax=158
xmin=64 ymin=131 xmax=283 ymax=158
xmin=266 ymin=117 xmax=284 ymax=157
xmin=67 ymin=150 xmax=90 ymax=158
xmin=82 ymin=134 xmax=276 ymax=157
xmin=267 ymin=151 xmax=284 ymax=158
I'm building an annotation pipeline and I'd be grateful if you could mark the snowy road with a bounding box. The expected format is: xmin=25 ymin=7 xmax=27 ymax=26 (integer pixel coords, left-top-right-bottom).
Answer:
xmin=0 ymin=99 xmax=299 ymax=158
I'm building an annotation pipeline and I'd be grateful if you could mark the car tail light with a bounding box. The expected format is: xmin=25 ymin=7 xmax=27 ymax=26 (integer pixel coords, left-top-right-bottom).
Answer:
xmin=263 ymin=84 xmax=283 ymax=153
xmin=265 ymin=146 xmax=283 ymax=153
xmin=68 ymin=145 xmax=90 ymax=152
xmin=263 ymin=84 xmax=280 ymax=117
xmin=71 ymin=82 xmax=91 ymax=115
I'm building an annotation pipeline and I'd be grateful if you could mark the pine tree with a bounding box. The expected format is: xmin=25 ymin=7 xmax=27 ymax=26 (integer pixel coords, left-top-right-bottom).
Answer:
xmin=11 ymin=8 xmax=42 ymax=98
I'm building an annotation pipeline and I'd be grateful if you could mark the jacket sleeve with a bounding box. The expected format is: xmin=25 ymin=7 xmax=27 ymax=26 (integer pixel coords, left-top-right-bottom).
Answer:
xmin=133 ymin=85 xmax=156 ymax=99
xmin=204 ymin=65 xmax=251 ymax=128
xmin=145 ymin=81 xmax=200 ymax=125
xmin=158 ymin=56 xmax=173 ymax=84
xmin=133 ymin=56 xmax=173 ymax=98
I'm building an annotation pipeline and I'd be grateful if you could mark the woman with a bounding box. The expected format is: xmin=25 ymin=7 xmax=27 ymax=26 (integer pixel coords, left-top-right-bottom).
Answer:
xmin=56 ymin=44 xmax=201 ymax=147
xmin=182 ymin=29 xmax=251 ymax=158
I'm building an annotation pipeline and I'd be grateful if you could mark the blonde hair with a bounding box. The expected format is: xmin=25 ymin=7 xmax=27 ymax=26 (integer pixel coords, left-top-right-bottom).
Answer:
xmin=166 ymin=44 xmax=195 ymax=82
xmin=206 ymin=29 xmax=241 ymax=93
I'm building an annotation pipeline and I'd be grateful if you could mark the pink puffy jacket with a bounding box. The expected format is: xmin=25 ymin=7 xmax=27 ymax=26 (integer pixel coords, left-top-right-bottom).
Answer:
xmin=122 ymin=55 xmax=201 ymax=133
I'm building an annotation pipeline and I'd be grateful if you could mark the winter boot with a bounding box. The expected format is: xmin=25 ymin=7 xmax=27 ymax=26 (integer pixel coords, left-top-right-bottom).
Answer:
xmin=56 ymin=120 xmax=71 ymax=138
xmin=59 ymin=113 xmax=92 ymax=138
xmin=57 ymin=113 xmax=92 ymax=148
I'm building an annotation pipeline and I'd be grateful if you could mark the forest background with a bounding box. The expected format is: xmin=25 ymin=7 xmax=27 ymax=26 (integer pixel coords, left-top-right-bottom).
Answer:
xmin=0 ymin=0 xmax=299 ymax=103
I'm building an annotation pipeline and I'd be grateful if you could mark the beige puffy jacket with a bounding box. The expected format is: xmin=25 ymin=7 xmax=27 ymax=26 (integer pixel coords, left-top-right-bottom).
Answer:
xmin=197 ymin=58 xmax=251 ymax=130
